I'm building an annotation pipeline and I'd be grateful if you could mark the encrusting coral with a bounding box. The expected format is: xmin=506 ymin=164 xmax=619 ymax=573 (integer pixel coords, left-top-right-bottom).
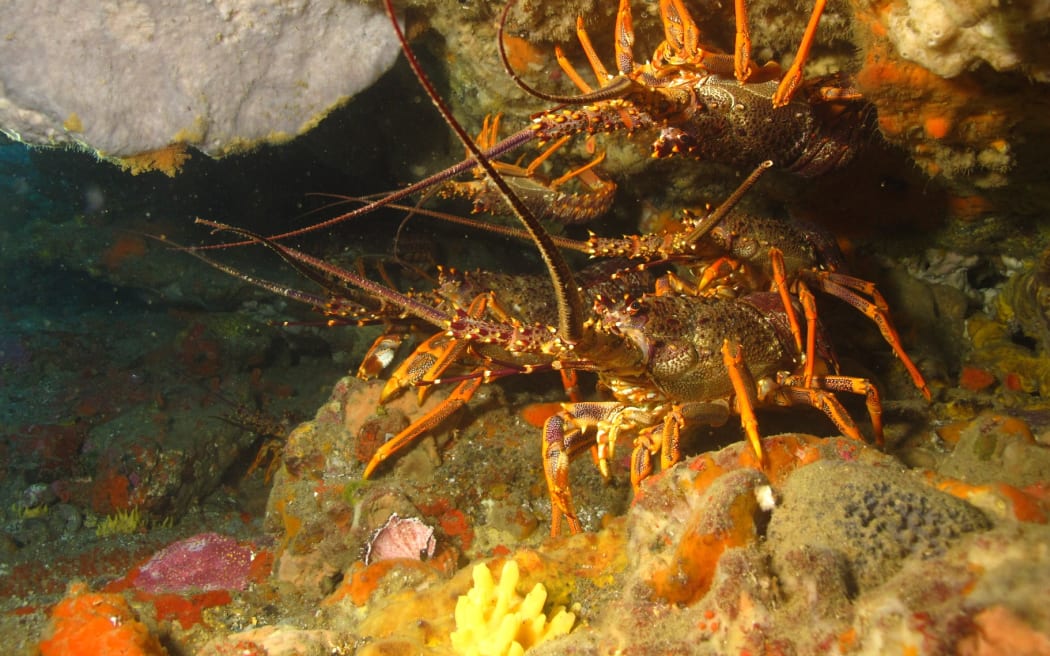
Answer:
xmin=450 ymin=560 xmax=575 ymax=656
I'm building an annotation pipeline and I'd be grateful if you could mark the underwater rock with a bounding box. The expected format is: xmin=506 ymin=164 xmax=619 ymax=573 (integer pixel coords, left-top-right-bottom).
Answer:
xmin=133 ymin=532 xmax=254 ymax=593
xmin=38 ymin=582 xmax=167 ymax=656
xmin=938 ymin=412 xmax=1050 ymax=488
xmin=767 ymin=459 xmax=992 ymax=591
xmin=878 ymin=0 xmax=1047 ymax=79
xmin=850 ymin=523 xmax=1050 ymax=654
xmin=0 ymin=0 xmax=401 ymax=170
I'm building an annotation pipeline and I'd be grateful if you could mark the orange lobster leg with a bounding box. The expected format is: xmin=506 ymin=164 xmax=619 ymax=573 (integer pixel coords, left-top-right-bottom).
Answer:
xmin=614 ymin=0 xmax=637 ymax=76
xmin=363 ymin=376 xmax=484 ymax=479
xmin=381 ymin=294 xmax=490 ymax=404
xmin=798 ymin=282 xmax=819 ymax=388
xmin=658 ymin=0 xmax=699 ymax=63
xmin=770 ymin=247 xmax=804 ymax=355
xmin=733 ymin=0 xmax=754 ymax=83
xmin=773 ymin=370 xmax=883 ymax=445
xmin=772 ymin=0 xmax=826 ymax=106
xmin=722 ymin=339 xmax=766 ymax=467
xmin=770 ymin=380 xmax=867 ymax=443
xmin=544 ymin=406 xmax=612 ymax=535
xmin=576 ymin=14 xmax=611 ymax=83
xmin=806 ymin=270 xmax=931 ymax=400
xmin=380 ymin=332 xmax=445 ymax=403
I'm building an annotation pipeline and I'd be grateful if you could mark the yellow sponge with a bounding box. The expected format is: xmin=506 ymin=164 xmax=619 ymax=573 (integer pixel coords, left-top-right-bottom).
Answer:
xmin=450 ymin=560 xmax=575 ymax=656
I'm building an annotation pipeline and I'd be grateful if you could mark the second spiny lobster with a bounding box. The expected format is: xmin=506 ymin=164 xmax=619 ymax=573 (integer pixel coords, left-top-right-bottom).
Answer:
xmin=196 ymin=0 xmax=867 ymax=249
xmin=514 ymin=0 xmax=869 ymax=177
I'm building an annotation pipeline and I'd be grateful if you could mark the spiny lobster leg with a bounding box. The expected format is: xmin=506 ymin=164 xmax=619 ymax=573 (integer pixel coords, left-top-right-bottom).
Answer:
xmin=543 ymin=401 xmax=658 ymax=534
xmin=798 ymin=282 xmax=819 ymax=388
xmin=721 ymin=339 xmax=766 ymax=467
xmin=614 ymin=0 xmax=637 ymax=76
xmin=628 ymin=406 xmax=684 ymax=490
xmin=556 ymin=41 xmax=595 ymax=92
xmin=543 ymin=404 xmax=621 ymax=535
xmin=660 ymin=0 xmax=699 ymax=60
xmin=772 ymin=0 xmax=827 ymax=107
xmin=563 ymin=0 xmax=636 ymax=86
xmin=770 ymin=285 xmax=884 ymax=444
xmin=772 ymin=368 xmax=884 ymax=446
xmin=654 ymin=0 xmax=736 ymax=75
xmin=560 ymin=369 xmax=582 ymax=403
xmin=445 ymin=115 xmax=617 ymax=225
xmin=577 ymin=15 xmax=612 ymax=83
xmin=770 ymin=247 xmax=805 ymax=356
xmin=802 ymin=270 xmax=931 ymax=401
xmin=733 ymin=0 xmax=753 ymax=83
xmin=379 ymin=331 xmax=451 ymax=403
xmin=412 ymin=295 xmax=491 ymax=404
xmin=628 ymin=401 xmax=732 ymax=489
xmin=693 ymin=258 xmax=745 ymax=294
xmin=363 ymin=376 xmax=484 ymax=479
xmin=378 ymin=289 xmax=495 ymax=405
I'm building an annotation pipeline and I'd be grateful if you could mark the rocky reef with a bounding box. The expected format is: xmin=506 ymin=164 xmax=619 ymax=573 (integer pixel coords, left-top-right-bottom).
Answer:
xmin=0 ymin=0 xmax=402 ymax=173
xmin=2 ymin=0 xmax=1050 ymax=654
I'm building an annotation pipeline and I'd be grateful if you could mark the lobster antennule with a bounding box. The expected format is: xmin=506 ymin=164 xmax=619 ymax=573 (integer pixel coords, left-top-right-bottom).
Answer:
xmin=382 ymin=0 xmax=585 ymax=345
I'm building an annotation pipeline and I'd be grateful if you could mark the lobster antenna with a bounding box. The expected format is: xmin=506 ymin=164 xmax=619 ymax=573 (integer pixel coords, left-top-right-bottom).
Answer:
xmin=316 ymin=193 xmax=591 ymax=254
xmin=193 ymin=127 xmax=537 ymax=250
xmin=382 ymin=0 xmax=585 ymax=343
xmin=497 ymin=0 xmax=636 ymax=106
xmin=684 ymin=160 xmax=773 ymax=244
xmin=150 ymin=233 xmax=353 ymax=315
xmin=197 ymin=219 xmax=451 ymax=328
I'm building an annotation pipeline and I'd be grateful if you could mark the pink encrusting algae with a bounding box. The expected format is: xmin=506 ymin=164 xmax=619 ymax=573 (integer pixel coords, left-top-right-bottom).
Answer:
xmin=133 ymin=532 xmax=255 ymax=593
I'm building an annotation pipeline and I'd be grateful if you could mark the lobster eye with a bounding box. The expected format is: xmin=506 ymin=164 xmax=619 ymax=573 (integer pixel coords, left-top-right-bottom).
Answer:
xmin=626 ymin=299 xmax=643 ymax=315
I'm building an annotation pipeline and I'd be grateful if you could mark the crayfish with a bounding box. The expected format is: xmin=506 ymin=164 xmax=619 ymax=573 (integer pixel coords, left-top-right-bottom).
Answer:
xmin=195 ymin=0 xmax=870 ymax=249
xmin=513 ymin=0 xmax=870 ymax=176
xmin=188 ymin=0 xmax=925 ymax=536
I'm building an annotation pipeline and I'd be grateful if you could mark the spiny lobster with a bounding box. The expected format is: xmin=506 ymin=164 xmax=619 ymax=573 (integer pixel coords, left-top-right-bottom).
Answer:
xmin=189 ymin=0 xmax=910 ymax=536
xmin=511 ymin=0 xmax=869 ymax=177
xmin=368 ymin=163 xmax=930 ymax=405
xmin=195 ymin=0 xmax=868 ymax=250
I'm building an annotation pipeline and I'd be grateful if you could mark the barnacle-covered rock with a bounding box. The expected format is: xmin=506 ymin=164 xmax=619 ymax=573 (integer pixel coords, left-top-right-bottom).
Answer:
xmin=767 ymin=459 xmax=992 ymax=591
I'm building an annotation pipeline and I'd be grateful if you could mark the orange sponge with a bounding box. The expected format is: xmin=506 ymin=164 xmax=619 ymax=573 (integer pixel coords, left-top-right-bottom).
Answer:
xmin=38 ymin=582 xmax=167 ymax=656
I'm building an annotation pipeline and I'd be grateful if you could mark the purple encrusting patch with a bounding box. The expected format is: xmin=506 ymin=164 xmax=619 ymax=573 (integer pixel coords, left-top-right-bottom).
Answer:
xmin=134 ymin=532 xmax=254 ymax=593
